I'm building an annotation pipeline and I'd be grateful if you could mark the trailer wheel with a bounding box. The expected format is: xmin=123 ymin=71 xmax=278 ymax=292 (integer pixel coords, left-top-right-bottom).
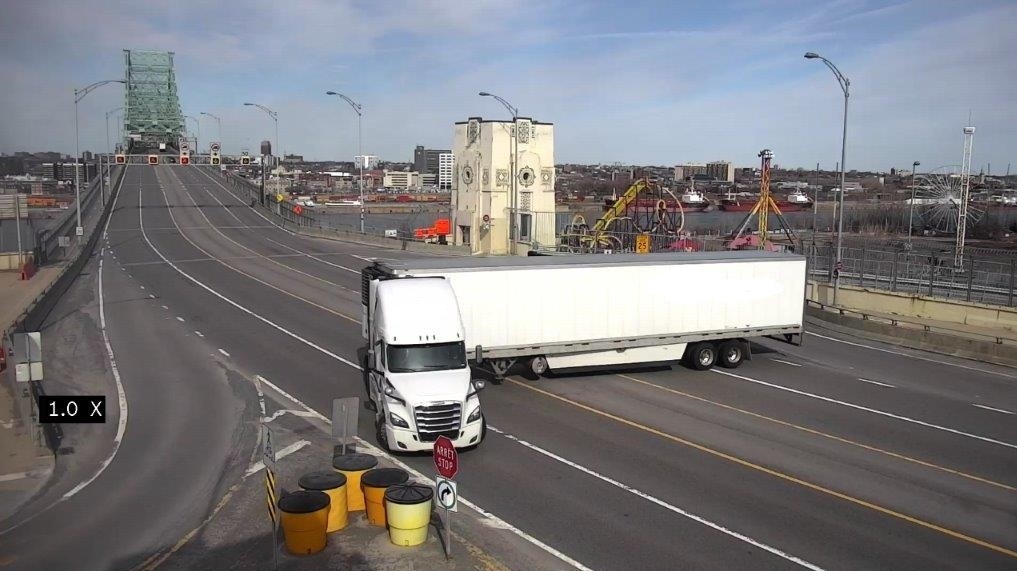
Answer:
xmin=530 ymin=356 xmax=549 ymax=377
xmin=718 ymin=340 xmax=745 ymax=369
xmin=689 ymin=342 xmax=717 ymax=371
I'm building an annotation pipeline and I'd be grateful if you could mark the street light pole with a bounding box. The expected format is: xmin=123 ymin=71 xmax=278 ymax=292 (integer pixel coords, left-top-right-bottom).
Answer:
xmin=805 ymin=52 xmax=849 ymax=306
xmin=184 ymin=115 xmax=200 ymax=152
xmin=74 ymin=79 xmax=125 ymax=239
xmin=479 ymin=92 xmax=519 ymax=253
xmin=200 ymin=112 xmax=222 ymax=145
xmin=326 ymin=91 xmax=366 ymax=233
xmin=244 ymin=102 xmax=279 ymax=166
xmin=908 ymin=161 xmax=920 ymax=244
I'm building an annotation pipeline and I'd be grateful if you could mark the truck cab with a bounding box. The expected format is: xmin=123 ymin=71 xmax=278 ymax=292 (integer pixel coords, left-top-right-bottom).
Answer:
xmin=362 ymin=275 xmax=486 ymax=452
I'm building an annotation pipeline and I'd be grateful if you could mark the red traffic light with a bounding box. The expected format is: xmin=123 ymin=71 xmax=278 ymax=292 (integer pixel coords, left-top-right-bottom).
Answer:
xmin=115 ymin=154 xmax=126 ymax=164
xmin=148 ymin=155 xmax=159 ymax=165
xmin=180 ymin=155 xmax=190 ymax=165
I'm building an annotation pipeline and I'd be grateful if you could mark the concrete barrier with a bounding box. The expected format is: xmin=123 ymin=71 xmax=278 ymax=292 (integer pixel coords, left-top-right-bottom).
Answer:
xmin=807 ymin=280 xmax=1017 ymax=332
xmin=806 ymin=307 xmax=1017 ymax=368
xmin=294 ymin=225 xmax=471 ymax=257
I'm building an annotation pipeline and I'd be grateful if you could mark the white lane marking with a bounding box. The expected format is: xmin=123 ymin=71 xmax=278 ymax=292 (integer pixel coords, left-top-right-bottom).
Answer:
xmin=243 ymin=440 xmax=311 ymax=476
xmin=857 ymin=378 xmax=895 ymax=388
xmin=973 ymin=404 xmax=1014 ymax=415
xmin=713 ymin=369 xmax=1017 ymax=450
xmin=161 ymin=305 xmax=169 ymax=310
xmin=351 ymin=254 xmax=374 ymax=262
xmin=2 ymin=166 xmax=132 ymax=537
xmin=193 ymin=167 xmax=297 ymax=236
xmin=170 ymin=177 xmax=352 ymax=289
xmin=264 ymin=409 xmax=320 ymax=423
xmin=487 ymin=425 xmax=825 ymax=570
xmin=252 ymin=375 xmax=595 ymax=571
xmin=176 ymin=316 xmax=185 ymax=322
xmin=806 ymin=331 xmax=1017 ymax=381
xmin=139 ymin=285 xmax=145 ymax=290
xmin=190 ymin=169 xmax=360 ymax=274
xmin=194 ymin=331 xmax=204 ymax=338
xmin=218 ymin=349 xmax=230 ymax=358
xmin=137 ymin=185 xmax=359 ymax=369
xmin=148 ymin=294 xmax=155 ymax=299
xmin=770 ymin=358 xmax=801 ymax=367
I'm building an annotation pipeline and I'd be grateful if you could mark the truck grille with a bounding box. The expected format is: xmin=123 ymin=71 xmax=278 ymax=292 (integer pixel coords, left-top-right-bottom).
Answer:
xmin=414 ymin=402 xmax=461 ymax=442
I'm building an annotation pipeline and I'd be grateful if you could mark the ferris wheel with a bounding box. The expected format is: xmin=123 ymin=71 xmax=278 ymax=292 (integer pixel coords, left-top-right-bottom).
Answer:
xmin=911 ymin=165 xmax=985 ymax=234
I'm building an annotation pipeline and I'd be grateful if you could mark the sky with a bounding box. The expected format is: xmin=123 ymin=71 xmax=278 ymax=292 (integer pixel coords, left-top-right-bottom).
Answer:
xmin=1 ymin=0 xmax=1015 ymax=173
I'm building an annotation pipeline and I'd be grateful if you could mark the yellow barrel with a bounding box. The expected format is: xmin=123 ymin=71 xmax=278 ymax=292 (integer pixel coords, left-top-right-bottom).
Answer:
xmin=278 ymin=491 xmax=330 ymax=555
xmin=298 ymin=471 xmax=348 ymax=532
xmin=384 ymin=483 xmax=433 ymax=547
xmin=332 ymin=453 xmax=378 ymax=512
xmin=361 ymin=468 xmax=409 ymax=527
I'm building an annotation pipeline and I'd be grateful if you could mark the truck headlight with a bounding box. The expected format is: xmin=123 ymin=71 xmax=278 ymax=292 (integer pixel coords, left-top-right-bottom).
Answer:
xmin=466 ymin=405 xmax=482 ymax=423
xmin=389 ymin=412 xmax=409 ymax=428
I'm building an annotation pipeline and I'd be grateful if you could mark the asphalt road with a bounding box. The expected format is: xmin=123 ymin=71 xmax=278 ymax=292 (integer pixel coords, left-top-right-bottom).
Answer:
xmin=3 ymin=164 xmax=1015 ymax=570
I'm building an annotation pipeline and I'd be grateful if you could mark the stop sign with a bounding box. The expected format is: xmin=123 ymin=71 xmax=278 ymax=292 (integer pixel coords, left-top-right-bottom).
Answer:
xmin=433 ymin=435 xmax=458 ymax=479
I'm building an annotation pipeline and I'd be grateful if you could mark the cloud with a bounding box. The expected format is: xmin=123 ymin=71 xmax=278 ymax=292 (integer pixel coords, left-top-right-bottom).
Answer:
xmin=1 ymin=0 xmax=1014 ymax=172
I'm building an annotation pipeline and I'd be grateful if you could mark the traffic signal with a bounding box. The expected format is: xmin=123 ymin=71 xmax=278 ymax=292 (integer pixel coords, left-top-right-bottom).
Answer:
xmin=211 ymin=156 xmax=220 ymax=166
xmin=240 ymin=156 xmax=251 ymax=165
xmin=115 ymin=154 xmax=126 ymax=164
xmin=148 ymin=155 xmax=159 ymax=165
xmin=180 ymin=155 xmax=190 ymax=165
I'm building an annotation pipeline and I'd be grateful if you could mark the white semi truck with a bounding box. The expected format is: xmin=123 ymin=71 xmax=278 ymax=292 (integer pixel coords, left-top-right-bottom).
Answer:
xmin=361 ymin=251 xmax=806 ymax=451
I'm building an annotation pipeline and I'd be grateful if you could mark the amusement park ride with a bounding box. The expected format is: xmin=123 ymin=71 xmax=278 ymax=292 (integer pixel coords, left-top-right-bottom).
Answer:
xmin=558 ymin=149 xmax=799 ymax=254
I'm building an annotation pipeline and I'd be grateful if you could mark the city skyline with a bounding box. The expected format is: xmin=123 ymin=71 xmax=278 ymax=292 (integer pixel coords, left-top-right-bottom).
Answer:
xmin=1 ymin=0 xmax=1014 ymax=172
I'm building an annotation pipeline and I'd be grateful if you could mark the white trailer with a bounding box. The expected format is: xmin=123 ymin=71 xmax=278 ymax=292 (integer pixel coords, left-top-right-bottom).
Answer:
xmin=362 ymin=251 xmax=806 ymax=380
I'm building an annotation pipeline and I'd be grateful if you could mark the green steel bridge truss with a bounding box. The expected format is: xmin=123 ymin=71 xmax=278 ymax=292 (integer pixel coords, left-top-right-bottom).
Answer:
xmin=123 ymin=50 xmax=184 ymax=152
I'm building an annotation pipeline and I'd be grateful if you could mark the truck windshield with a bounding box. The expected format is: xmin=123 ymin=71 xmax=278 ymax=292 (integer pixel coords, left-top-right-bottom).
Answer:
xmin=387 ymin=342 xmax=467 ymax=373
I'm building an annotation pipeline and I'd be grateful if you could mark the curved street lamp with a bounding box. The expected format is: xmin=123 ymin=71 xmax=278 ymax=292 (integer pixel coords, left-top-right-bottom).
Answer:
xmin=244 ymin=102 xmax=279 ymax=161
xmin=74 ymin=79 xmax=125 ymax=237
xmin=326 ymin=91 xmax=366 ymax=233
xmin=804 ymin=52 xmax=849 ymax=306
xmin=200 ymin=112 xmax=222 ymax=148
xmin=478 ymin=91 xmax=520 ymax=251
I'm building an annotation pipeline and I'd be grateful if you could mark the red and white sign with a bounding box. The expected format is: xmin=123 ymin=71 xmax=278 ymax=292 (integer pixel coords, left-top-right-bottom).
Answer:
xmin=433 ymin=435 xmax=458 ymax=479
xmin=293 ymin=205 xmax=303 ymax=216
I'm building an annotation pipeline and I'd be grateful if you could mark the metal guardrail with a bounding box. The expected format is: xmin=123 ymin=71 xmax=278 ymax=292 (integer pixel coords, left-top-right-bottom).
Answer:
xmin=806 ymin=299 xmax=1017 ymax=345
xmin=805 ymin=241 xmax=1017 ymax=307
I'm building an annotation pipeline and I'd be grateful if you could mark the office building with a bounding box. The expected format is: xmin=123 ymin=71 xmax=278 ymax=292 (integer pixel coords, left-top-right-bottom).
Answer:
xmin=706 ymin=161 xmax=735 ymax=183
xmin=355 ymin=155 xmax=379 ymax=170
xmin=413 ymin=145 xmax=450 ymax=175
xmin=438 ymin=153 xmax=454 ymax=191
xmin=383 ymin=170 xmax=418 ymax=190
xmin=674 ymin=163 xmax=707 ymax=181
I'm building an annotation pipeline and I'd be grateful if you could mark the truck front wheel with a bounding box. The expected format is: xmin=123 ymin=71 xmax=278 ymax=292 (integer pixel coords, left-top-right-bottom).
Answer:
xmin=718 ymin=340 xmax=746 ymax=369
xmin=688 ymin=342 xmax=717 ymax=371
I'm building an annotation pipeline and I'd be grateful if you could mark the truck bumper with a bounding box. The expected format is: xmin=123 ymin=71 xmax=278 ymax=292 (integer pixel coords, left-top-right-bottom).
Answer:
xmin=384 ymin=420 xmax=484 ymax=452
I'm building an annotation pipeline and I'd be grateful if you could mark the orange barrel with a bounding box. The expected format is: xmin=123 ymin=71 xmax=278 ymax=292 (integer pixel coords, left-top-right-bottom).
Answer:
xmin=298 ymin=471 xmax=348 ymax=532
xmin=332 ymin=453 xmax=378 ymax=512
xmin=385 ymin=483 xmax=434 ymax=546
xmin=278 ymin=491 xmax=330 ymax=555
xmin=361 ymin=468 xmax=409 ymax=527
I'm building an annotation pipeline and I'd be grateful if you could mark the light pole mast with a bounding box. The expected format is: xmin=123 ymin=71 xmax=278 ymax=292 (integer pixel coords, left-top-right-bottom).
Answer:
xmin=244 ymin=102 xmax=279 ymax=165
xmin=200 ymin=112 xmax=222 ymax=148
xmin=479 ymin=92 xmax=519 ymax=253
xmin=805 ymin=52 xmax=849 ymax=306
xmin=908 ymin=161 xmax=920 ymax=245
xmin=957 ymin=125 xmax=976 ymax=267
xmin=326 ymin=91 xmax=366 ymax=233
xmin=74 ymin=79 xmax=125 ymax=238
xmin=184 ymin=115 xmax=200 ymax=153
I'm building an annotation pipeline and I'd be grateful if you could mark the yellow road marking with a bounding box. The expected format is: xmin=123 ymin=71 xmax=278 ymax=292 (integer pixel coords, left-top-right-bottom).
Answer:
xmin=507 ymin=378 xmax=1017 ymax=559
xmin=614 ymin=374 xmax=1016 ymax=493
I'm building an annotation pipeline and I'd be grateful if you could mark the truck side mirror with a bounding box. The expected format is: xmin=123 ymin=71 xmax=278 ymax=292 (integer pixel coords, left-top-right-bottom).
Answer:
xmin=366 ymin=349 xmax=374 ymax=367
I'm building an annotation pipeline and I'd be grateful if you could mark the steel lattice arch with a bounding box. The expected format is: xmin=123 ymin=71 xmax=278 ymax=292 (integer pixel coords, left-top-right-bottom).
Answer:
xmin=123 ymin=50 xmax=184 ymax=152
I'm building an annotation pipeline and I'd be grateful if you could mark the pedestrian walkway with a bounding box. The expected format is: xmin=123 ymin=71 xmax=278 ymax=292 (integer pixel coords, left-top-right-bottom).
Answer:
xmin=0 ymin=266 xmax=63 ymax=334
xmin=1 ymin=266 xmax=63 ymax=526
